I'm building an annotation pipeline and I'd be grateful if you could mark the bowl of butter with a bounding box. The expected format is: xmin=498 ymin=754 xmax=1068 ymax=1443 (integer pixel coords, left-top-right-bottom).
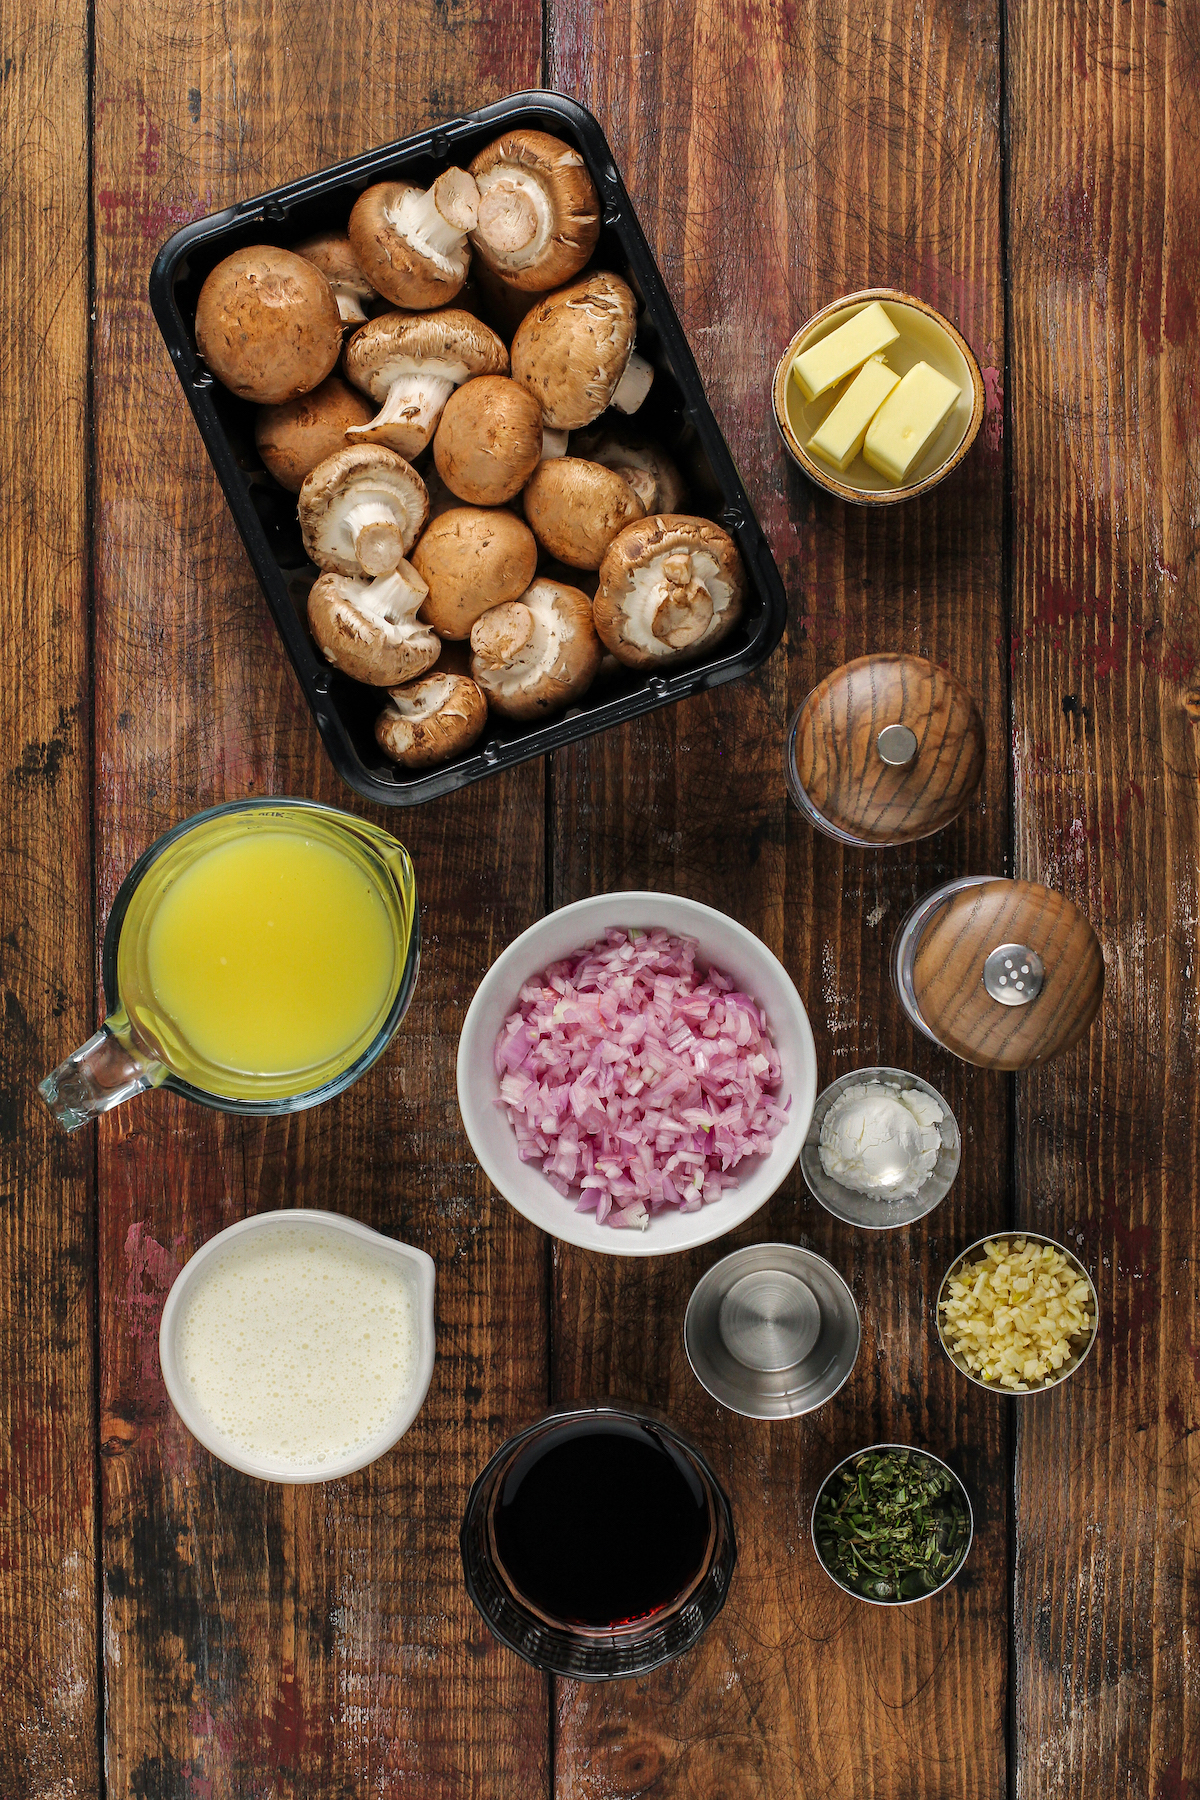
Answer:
xmin=772 ymin=290 xmax=984 ymax=504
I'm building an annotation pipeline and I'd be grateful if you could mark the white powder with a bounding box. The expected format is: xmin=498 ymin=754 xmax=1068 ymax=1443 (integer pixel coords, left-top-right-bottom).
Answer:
xmin=175 ymin=1223 xmax=418 ymax=1470
xmin=818 ymin=1080 xmax=944 ymax=1199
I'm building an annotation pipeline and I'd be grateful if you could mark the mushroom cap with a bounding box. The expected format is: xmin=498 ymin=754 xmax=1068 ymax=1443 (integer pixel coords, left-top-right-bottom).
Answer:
xmin=298 ymin=445 xmax=428 ymax=575
xmin=469 ymin=577 xmax=602 ymax=722
xmin=594 ymin=515 xmax=747 ymax=670
xmin=194 ymin=246 xmax=343 ymax=403
xmin=375 ymin=672 xmax=488 ymax=769
xmin=468 ymin=129 xmax=600 ymax=293
xmin=510 ymin=272 xmax=640 ymax=429
xmin=307 ymin=563 xmax=440 ymax=688
xmin=570 ymin=426 xmax=687 ymax=514
xmin=293 ymin=232 xmax=378 ymax=322
xmin=433 ymin=376 xmax=543 ymax=506
xmin=342 ymin=309 xmax=508 ymax=402
xmin=254 ymin=375 xmax=376 ymax=493
xmin=411 ymin=506 xmax=538 ymax=639
xmin=522 ymin=456 xmax=645 ymax=570
xmin=348 ymin=175 xmax=477 ymax=311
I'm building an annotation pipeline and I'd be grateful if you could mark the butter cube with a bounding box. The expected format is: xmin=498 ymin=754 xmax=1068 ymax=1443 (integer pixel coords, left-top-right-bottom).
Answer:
xmin=791 ymin=302 xmax=900 ymax=402
xmin=863 ymin=361 xmax=962 ymax=483
xmin=807 ymin=356 xmax=901 ymax=472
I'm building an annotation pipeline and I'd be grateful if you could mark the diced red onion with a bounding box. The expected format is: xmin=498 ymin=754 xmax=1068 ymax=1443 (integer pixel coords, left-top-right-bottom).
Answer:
xmin=493 ymin=928 xmax=788 ymax=1231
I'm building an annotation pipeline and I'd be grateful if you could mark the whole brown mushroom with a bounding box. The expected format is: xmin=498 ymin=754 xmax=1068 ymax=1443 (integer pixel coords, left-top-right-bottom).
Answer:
xmin=570 ymin=426 xmax=687 ymax=514
xmin=468 ymin=129 xmax=600 ymax=293
xmin=375 ymin=672 xmax=488 ymax=769
xmin=593 ymin=515 xmax=746 ymax=670
xmin=298 ymin=445 xmax=428 ymax=577
xmin=348 ymin=170 xmax=479 ymax=311
xmin=194 ymin=246 xmax=343 ymax=404
xmin=293 ymin=232 xmax=378 ymax=327
xmin=433 ymin=376 xmax=543 ymax=506
xmin=343 ymin=309 xmax=508 ymax=460
xmin=469 ymin=577 xmax=601 ymax=722
xmin=255 ymin=376 xmax=376 ymax=494
xmin=308 ymin=559 xmax=440 ymax=688
xmin=522 ymin=457 xmax=645 ymax=570
xmin=411 ymin=507 xmax=538 ymax=639
xmin=510 ymin=271 xmax=654 ymax=430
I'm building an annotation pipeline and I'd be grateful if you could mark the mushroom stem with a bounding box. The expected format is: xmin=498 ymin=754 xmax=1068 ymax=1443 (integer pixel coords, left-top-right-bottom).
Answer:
xmin=473 ymin=168 xmax=555 ymax=268
xmin=540 ymin=427 xmax=569 ymax=460
xmin=356 ymin=560 xmax=430 ymax=635
xmin=470 ymin=601 xmax=536 ymax=668
xmin=345 ymin=371 xmax=459 ymax=457
xmin=651 ymin=575 xmax=714 ymax=649
xmin=476 ymin=183 xmax=538 ymax=254
xmin=332 ymin=288 xmax=370 ymax=326
xmin=611 ymin=350 xmax=655 ymax=415
xmin=342 ymin=500 xmax=405 ymax=576
xmin=390 ymin=170 xmax=479 ymax=265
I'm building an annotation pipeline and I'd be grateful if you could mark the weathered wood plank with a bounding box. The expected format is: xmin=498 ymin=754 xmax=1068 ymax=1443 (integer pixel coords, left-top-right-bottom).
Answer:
xmin=548 ymin=1 xmax=1011 ymax=1794
xmin=0 ymin=0 xmax=100 ymax=1790
xmin=91 ymin=4 xmax=548 ymax=1794
xmin=1007 ymin=1 xmax=1200 ymax=1792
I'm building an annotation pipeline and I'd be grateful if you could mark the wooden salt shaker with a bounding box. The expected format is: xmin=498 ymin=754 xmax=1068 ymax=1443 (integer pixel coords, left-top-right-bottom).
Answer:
xmin=891 ymin=877 xmax=1104 ymax=1069
xmin=785 ymin=653 xmax=985 ymax=846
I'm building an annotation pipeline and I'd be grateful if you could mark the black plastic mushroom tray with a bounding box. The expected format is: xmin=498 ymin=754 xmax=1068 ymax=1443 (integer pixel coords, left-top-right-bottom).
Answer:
xmin=149 ymin=91 xmax=788 ymax=806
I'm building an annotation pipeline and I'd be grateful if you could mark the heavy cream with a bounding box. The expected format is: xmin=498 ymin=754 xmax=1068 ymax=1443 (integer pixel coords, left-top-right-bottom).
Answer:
xmin=174 ymin=1223 xmax=419 ymax=1471
xmin=818 ymin=1080 xmax=944 ymax=1199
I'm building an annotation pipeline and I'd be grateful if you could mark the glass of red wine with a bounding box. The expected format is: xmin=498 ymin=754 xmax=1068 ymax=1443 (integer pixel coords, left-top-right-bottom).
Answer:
xmin=460 ymin=1403 xmax=737 ymax=1680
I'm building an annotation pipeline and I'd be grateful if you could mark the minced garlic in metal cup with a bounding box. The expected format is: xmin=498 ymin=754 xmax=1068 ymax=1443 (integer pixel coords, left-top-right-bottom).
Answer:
xmin=938 ymin=1237 xmax=1095 ymax=1392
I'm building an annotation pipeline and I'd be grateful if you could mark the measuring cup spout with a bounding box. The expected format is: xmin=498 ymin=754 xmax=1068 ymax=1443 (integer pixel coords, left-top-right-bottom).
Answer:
xmin=39 ymin=1026 xmax=167 ymax=1131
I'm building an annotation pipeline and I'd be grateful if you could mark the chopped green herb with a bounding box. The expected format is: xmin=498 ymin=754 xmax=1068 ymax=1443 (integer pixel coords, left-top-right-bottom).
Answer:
xmin=814 ymin=1449 xmax=970 ymax=1601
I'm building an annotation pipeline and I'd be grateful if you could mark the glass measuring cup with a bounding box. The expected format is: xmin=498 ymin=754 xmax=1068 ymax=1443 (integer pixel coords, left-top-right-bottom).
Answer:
xmin=40 ymin=798 xmax=419 ymax=1130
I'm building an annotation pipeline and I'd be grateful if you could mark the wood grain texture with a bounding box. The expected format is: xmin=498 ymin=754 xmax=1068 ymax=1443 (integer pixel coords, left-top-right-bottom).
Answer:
xmin=91 ymin=3 xmax=548 ymax=1794
xmin=909 ymin=878 xmax=1104 ymax=1068
xmin=1007 ymin=0 xmax=1200 ymax=1792
xmin=792 ymin=652 xmax=985 ymax=845
xmin=0 ymin=0 xmax=100 ymax=1790
xmin=548 ymin=1 xmax=1010 ymax=1794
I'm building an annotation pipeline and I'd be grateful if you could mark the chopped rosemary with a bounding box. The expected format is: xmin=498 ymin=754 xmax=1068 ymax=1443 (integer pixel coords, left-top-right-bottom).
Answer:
xmin=814 ymin=1448 xmax=970 ymax=1601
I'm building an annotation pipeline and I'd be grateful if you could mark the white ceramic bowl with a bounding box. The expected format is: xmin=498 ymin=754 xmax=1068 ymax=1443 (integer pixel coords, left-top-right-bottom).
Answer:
xmin=159 ymin=1208 xmax=436 ymax=1482
xmin=456 ymin=892 xmax=818 ymax=1257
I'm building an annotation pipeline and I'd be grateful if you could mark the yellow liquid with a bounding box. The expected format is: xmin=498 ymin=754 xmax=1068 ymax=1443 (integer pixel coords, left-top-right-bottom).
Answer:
xmin=116 ymin=811 xmax=410 ymax=1101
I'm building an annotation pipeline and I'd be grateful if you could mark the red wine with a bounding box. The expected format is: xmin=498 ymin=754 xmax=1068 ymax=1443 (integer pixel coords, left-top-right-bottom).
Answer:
xmin=491 ymin=1417 xmax=713 ymax=1629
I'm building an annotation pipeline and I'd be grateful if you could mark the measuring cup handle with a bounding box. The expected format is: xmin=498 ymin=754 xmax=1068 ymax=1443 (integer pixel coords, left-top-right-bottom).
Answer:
xmin=38 ymin=1026 xmax=166 ymax=1131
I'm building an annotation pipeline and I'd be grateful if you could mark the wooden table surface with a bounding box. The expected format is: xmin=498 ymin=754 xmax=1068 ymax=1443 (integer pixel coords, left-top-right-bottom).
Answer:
xmin=3 ymin=0 xmax=1197 ymax=1794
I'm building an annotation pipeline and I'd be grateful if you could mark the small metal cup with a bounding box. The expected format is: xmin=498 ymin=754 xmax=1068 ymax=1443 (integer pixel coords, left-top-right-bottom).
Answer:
xmin=935 ymin=1230 xmax=1099 ymax=1394
xmin=684 ymin=1242 xmax=860 ymax=1420
xmin=800 ymin=1067 xmax=960 ymax=1229
xmin=811 ymin=1443 xmax=974 ymax=1606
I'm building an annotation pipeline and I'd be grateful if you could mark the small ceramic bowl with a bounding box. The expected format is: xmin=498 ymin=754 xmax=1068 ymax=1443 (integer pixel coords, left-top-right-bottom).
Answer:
xmin=159 ymin=1209 xmax=437 ymax=1482
xmin=811 ymin=1443 xmax=974 ymax=1606
xmin=772 ymin=288 xmax=984 ymax=504
xmin=800 ymin=1067 xmax=960 ymax=1229
xmin=456 ymin=892 xmax=818 ymax=1257
xmin=935 ymin=1230 xmax=1099 ymax=1394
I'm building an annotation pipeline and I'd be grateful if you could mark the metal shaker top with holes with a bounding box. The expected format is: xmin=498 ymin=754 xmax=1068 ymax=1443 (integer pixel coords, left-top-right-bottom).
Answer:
xmin=982 ymin=944 xmax=1045 ymax=1006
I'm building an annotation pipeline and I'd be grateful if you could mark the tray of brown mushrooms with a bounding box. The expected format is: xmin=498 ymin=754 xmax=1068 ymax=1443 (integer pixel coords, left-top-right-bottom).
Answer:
xmin=150 ymin=93 xmax=787 ymax=802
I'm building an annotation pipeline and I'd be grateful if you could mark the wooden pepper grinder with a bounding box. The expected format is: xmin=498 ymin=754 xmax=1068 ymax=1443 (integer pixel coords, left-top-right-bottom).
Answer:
xmin=785 ymin=653 xmax=985 ymax=846
xmin=891 ymin=877 xmax=1105 ymax=1069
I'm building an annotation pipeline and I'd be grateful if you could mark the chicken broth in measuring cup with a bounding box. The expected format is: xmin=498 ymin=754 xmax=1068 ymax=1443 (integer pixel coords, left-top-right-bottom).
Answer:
xmin=39 ymin=800 xmax=419 ymax=1131
xmin=114 ymin=806 xmax=410 ymax=1102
